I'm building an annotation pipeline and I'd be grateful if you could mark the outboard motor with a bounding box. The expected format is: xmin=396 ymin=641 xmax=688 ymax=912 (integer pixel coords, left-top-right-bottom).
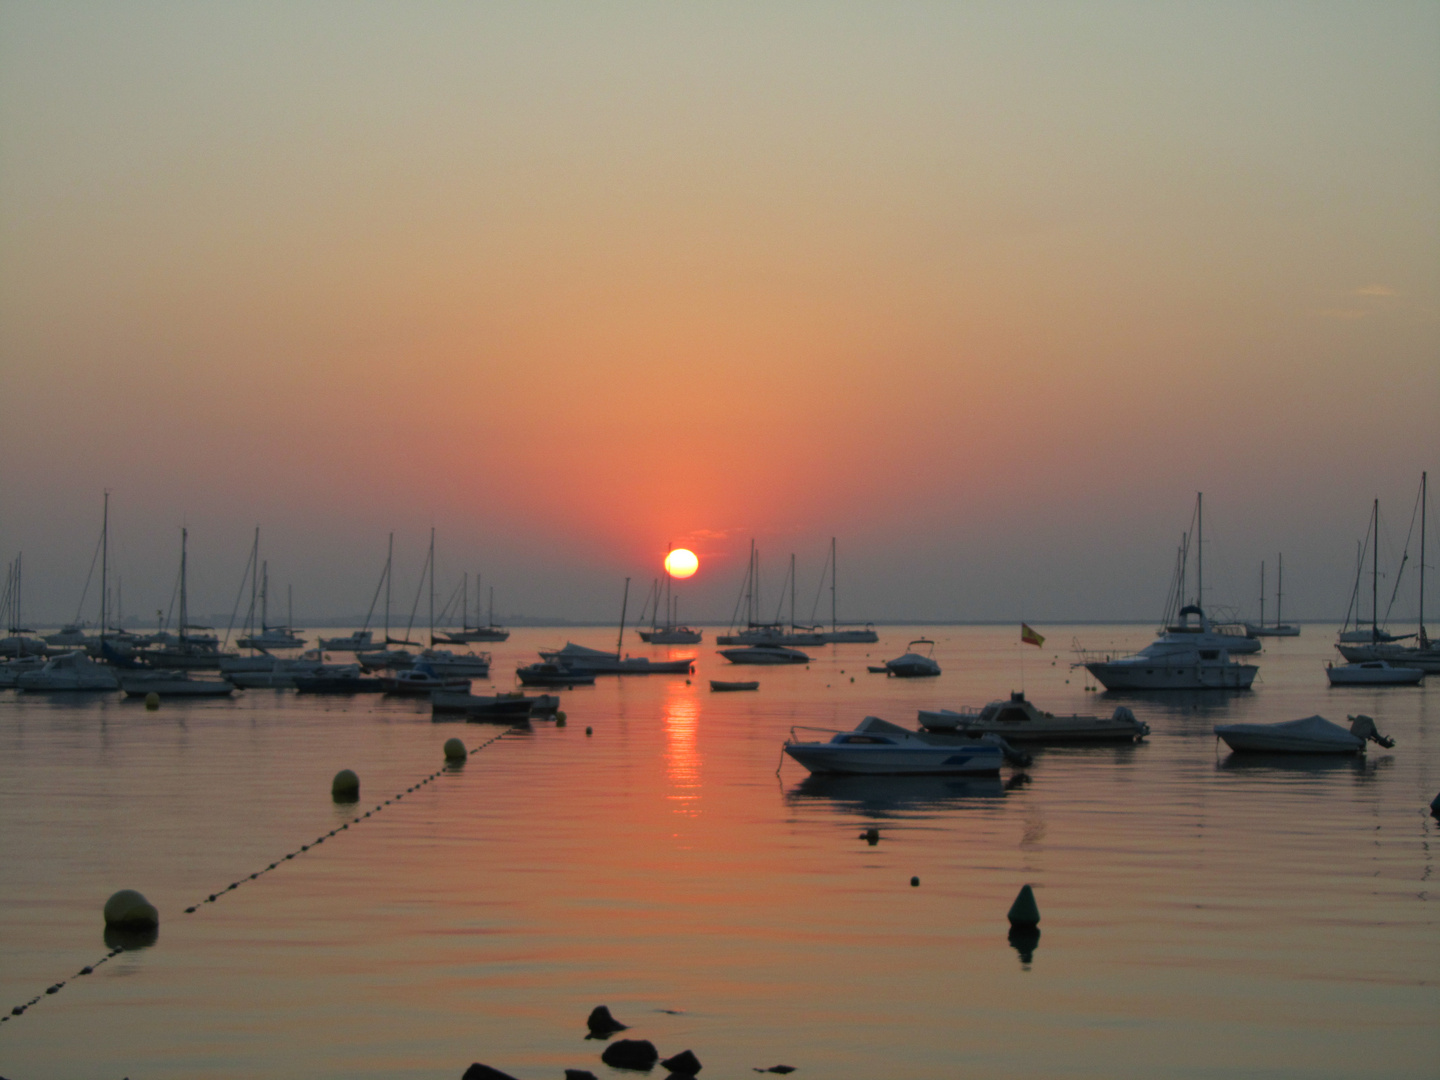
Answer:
xmin=1348 ymin=714 xmax=1396 ymax=749
xmin=981 ymin=733 xmax=1034 ymax=768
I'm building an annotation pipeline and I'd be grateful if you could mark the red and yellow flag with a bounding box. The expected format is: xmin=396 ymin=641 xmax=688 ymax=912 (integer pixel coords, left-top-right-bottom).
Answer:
xmin=1021 ymin=623 xmax=1045 ymax=648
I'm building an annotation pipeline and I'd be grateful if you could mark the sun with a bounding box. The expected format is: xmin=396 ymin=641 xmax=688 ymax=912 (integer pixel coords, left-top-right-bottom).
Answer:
xmin=664 ymin=548 xmax=699 ymax=579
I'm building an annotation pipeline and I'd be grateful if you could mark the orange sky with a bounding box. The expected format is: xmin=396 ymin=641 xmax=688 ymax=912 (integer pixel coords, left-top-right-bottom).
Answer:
xmin=1 ymin=3 xmax=1436 ymax=624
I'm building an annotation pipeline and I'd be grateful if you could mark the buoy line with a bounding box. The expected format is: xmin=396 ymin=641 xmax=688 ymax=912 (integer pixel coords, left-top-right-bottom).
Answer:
xmin=1 ymin=728 xmax=520 ymax=1029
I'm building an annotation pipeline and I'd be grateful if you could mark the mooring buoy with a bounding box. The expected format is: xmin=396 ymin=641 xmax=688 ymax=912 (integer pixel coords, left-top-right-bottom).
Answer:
xmin=144 ymin=692 xmax=159 ymax=710
xmin=103 ymin=889 xmax=158 ymax=929
xmin=1007 ymin=884 xmax=1040 ymax=926
xmin=331 ymin=769 xmax=360 ymax=801
xmin=444 ymin=738 xmax=467 ymax=762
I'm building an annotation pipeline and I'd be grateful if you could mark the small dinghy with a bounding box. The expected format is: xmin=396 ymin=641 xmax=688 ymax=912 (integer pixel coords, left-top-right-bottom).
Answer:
xmin=1325 ymin=660 xmax=1424 ymax=686
xmin=710 ymin=680 xmax=759 ymax=691
xmin=1214 ymin=713 xmax=1395 ymax=755
xmin=784 ymin=716 xmax=1029 ymax=776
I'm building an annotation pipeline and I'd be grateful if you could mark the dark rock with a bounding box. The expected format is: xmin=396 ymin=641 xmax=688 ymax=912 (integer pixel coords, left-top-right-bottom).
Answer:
xmin=661 ymin=1049 xmax=702 ymax=1075
xmin=564 ymin=1072 xmax=599 ymax=1080
xmin=460 ymin=1064 xmax=521 ymax=1080
xmin=586 ymin=1004 xmax=628 ymax=1036
xmin=601 ymin=1039 xmax=658 ymax=1070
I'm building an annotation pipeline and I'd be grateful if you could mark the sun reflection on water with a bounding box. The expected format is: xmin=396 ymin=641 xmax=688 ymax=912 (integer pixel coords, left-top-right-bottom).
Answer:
xmin=662 ymin=681 xmax=703 ymax=816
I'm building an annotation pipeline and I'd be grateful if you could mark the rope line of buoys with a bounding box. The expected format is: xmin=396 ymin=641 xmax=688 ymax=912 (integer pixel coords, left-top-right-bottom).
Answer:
xmin=1 ymin=730 xmax=518 ymax=1029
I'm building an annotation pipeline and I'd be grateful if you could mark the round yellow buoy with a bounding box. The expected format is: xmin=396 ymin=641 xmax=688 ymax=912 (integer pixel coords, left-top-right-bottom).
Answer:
xmin=555 ymin=711 xmax=567 ymax=723
xmin=331 ymin=769 xmax=360 ymax=801
xmin=444 ymin=738 xmax=467 ymax=763
xmin=144 ymin=692 xmax=160 ymax=710
xmin=585 ymin=726 xmax=593 ymax=736
xmin=103 ymin=889 xmax=158 ymax=929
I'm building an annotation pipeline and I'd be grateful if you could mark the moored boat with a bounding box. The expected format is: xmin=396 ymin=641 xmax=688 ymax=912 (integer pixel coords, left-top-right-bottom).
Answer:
xmin=430 ymin=691 xmax=537 ymax=719
xmin=710 ymin=680 xmax=759 ymax=691
xmin=1325 ymin=660 xmax=1424 ymax=686
xmin=718 ymin=645 xmax=808 ymax=665
xmin=884 ymin=639 xmax=940 ymax=678
xmin=783 ymin=716 xmax=1025 ymax=776
xmin=16 ymin=650 xmax=120 ymax=691
xmin=380 ymin=665 xmax=471 ymax=695
xmin=918 ymin=691 xmax=1149 ymax=742
xmin=516 ymin=662 xmax=596 ymax=687
xmin=118 ymin=671 xmax=236 ymax=697
xmin=1082 ymin=640 xmax=1257 ymax=691
xmin=538 ymin=642 xmax=693 ymax=675
xmin=1214 ymin=713 xmax=1395 ymax=754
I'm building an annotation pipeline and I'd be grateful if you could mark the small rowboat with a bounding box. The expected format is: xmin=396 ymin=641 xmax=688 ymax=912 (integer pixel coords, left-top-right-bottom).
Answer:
xmin=710 ymin=680 xmax=759 ymax=692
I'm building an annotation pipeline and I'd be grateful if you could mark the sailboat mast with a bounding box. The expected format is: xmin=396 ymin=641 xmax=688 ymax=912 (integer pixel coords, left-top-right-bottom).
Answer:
xmin=179 ymin=527 xmax=188 ymax=646
xmin=790 ymin=553 xmax=796 ymax=631
xmin=99 ymin=492 xmax=109 ymax=647
xmin=746 ymin=540 xmax=755 ymax=628
xmin=1276 ymin=554 xmax=1283 ymax=628
xmin=1259 ymin=561 xmax=1265 ymax=627
xmin=249 ymin=528 xmax=259 ymax=638
xmin=616 ymin=577 xmax=630 ymax=659
xmin=488 ymin=585 xmax=494 ymax=628
xmin=384 ymin=533 xmax=393 ymax=641
xmin=1420 ymin=472 xmax=1427 ymax=645
xmin=1372 ymin=498 xmax=1379 ymax=642
xmin=1196 ymin=492 xmax=1203 ymax=611
xmin=261 ymin=561 xmax=268 ymax=630
xmin=831 ymin=537 xmax=838 ymax=633
xmin=428 ymin=527 xmax=435 ymax=642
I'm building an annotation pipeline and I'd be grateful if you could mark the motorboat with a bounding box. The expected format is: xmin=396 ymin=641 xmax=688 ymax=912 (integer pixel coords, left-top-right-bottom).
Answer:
xmin=118 ymin=671 xmax=236 ymax=697
xmin=380 ymin=664 xmax=472 ymax=695
xmin=16 ymin=651 xmax=120 ymax=691
xmin=918 ymin=692 xmax=1150 ymax=743
xmin=430 ymin=691 xmax=541 ymax=720
xmin=221 ymin=654 xmax=343 ymax=689
xmin=236 ymin=626 xmax=306 ymax=650
xmin=538 ymin=642 xmax=693 ymax=675
xmin=884 ymin=640 xmax=940 ymax=678
xmin=783 ymin=716 xmax=1026 ymax=776
xmin=1214 ymin=713 xmax=1395 ymax=754
xmin=637 ymin=626 xmax=704 ymax=644
xmin=293 ymin=666 xmax=386 ymax=693
xmin=0 ymin=655 xmax=48 ymax=688
xmin=417 ymin=648 xmax=492 ymax=678
xmin=710 ymin=680 xmax=759 ymax=691
xmin=1159 ymin=605 xmax=1261 ymax=654
xmin=357 ymin=648 xmax=417 ymax=671
xmin=44 ymin=623 xmax=95 ymax=649
xmin=516 ymin=662 xmax=596 ymax=687
xmin=718 ymin=645 xmax=809 ymax=665
xmin=1082 ymin=639 xmax=1257 ymax=690
xmin=1335 ymin=642 xmax=1440 ymax=673
xmin=317 ymin=630 xmax=376 ymax=651
xmin=1325 ymin=660 xmax=1424 ymax=686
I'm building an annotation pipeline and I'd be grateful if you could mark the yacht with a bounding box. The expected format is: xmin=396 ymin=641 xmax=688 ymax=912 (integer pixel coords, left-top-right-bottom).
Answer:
xmin=317 ymin=629 xmax=376 ymax=652
xmin=718 ymin=644 xmax=809 ymax=665
xmin=783 ymin=716 xmax=1021 ymax=776
xmin=1161 ymin=605 xmax=1261 ymax=654
xmin=538 ymin=642 xmax=693 ymax=675
xmin=1325 ymin=660 xmax=1424 ymax=686
xmin=1244 ymin=556 xmax=1300 ymax=637
xmin=1082 ymin=637 xmax=1257 ymax=690
xmin=516 ymin=662 xmax=595 ymax=687
xmin=118 ymin=670 xmax=236 ymax=697
xmin=417 ymin=648 xmax=492 ymax=678
xmin=918 ymin=692 xmax=1149 ymax=743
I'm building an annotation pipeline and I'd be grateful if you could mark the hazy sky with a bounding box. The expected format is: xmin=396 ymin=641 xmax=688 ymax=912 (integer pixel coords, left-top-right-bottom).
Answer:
xmin=2 ymin=2 xmax=1437 ymax=627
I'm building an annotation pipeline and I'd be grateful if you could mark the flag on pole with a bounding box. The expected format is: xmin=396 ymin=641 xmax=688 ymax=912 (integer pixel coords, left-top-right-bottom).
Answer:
xmin=1021 ymin=623 xmax=1045 ymax=648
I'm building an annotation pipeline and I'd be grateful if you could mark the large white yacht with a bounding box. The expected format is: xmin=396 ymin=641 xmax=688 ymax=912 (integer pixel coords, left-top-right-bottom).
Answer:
xmin=1082 ymin=632 xmax=1257 ymax=691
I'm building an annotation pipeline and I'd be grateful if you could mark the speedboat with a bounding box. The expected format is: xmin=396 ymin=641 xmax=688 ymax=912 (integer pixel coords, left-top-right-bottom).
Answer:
xmin=417 ymin=648 xmax=492 ymax=678
xmin=1214 ymin=713 xmax=1395 ymax=754
xmin=718 ymin=645 xmax=809 ymax=665
xmin=885 ymin=640 xmax=940 ymax=678
xmin=380 ymin=664 xmax=471 ymax=695
xmin=783 ymin=716 xmax=1026 ymax=776
xmin=1325 ymin=660 xmax=1424 ymax=686
xmin=538 ymin=642 xmax=693 ymax=675
xmin=16 ymin=651 xmax=120 ymax=691
xmin=516 ymin=662 xmax=596 ymax=687
xmin=711 ymin=680 xmax=759 ymax=691
xmin=1082 ymin=640 xmax=1257 ymax=690
xmin=918 ymin=692 xmax=1150 ymax=743
xmin=317 ymin=630 xmax=376 ymax=652
xmin=431 ymin=690 xmax=538 ymax=719
xmin=118 ymin=671 xmax=236 ymax=697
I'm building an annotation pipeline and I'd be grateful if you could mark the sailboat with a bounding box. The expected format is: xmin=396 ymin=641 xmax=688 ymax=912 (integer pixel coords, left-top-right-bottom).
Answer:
xmin=0 ymin=554 xmax=48 ymax=658
xmin=1336 ymin=474 xmax=1439 ymax=672
xmin=136 ymin=527 xmax=233 ymax=670
xmin=356 ymin=534 xmax=422 ymax=670
xmin=433 ymin=574 xmax=511 ymax=644
xmin=818 ymin=538 xmax=879 ymax=643
xmin=637 ymin=548 xmax=703 ymax=644
xmin=541 ymin=578 xmax=694 ymax=674
xmin=1244 ymin=556 xmax=1300 ymax=637
xmin=716 ymin=544 xmax=825 ymax=645
xmin=417 ymin=530 xmax=492 ymax=677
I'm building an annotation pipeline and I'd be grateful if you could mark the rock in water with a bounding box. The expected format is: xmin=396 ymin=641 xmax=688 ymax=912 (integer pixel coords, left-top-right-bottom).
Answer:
xmin=444 ymin=737 xmax=467 ymax=762
xmin=103 ymin=889 xmax=158 ymax=928
xmin=662 ymin=1049 xmax=703 ymax=1075
xmin=601 ymin=1039 xmax=658 ymax=1070
xmin=1007 ymin=883 xmax=1040 ymax=927
xmin=460 ymin=1065 xmax=521 ymax=1080
xmin=586 ymin=1004 xmax=628 ymax=1036
xmin=331 ymin=769 xmax=360 ymax=801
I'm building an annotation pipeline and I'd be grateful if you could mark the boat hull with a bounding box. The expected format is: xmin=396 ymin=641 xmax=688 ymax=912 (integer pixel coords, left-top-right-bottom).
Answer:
xmin=119 ymin=677 xmax=234 ymax=697
xmin=1214 ymin=717 xmax=1365 ymax=754
xmin=1244 ymin=624 xmax=1301 ymax=638
xmin=1335 ymin=644 xmax=1440 ymax=673
xmin=638 ymin=628 xmax=704 ymax=644
xmin=1325 ymin=663 xmax=1425 ymax=686
xmin=917 ymin=709 xmax=1149 ymax=743
xmin=784 ymin=743 xmax=1003 ymax=776
xmin=1085 ymin=660 xmax=1256 ymax=690
xmin=710 ymin=680 xmax=759 ymax=691
xmin=719 ymin=647 xmax=808 ymax=665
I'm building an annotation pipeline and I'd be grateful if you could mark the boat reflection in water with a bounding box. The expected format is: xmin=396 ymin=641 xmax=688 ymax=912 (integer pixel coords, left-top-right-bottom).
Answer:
xmin=786 ymin=772 xmax=1005 ymax=814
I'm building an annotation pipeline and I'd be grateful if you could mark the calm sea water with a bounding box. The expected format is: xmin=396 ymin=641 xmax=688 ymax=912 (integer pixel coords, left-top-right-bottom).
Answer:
xmin=1 ymin=625 xmax=1435 ymax=1079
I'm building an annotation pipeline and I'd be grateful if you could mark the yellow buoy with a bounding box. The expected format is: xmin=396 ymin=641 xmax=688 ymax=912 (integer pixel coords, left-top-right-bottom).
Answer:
xmin=443 ymin=738 xmax=467 ymax=762
xmin=103 ymin=889 xmax=158 ymax=928
xmin=144 ymin=692 xmax=160 ymax=710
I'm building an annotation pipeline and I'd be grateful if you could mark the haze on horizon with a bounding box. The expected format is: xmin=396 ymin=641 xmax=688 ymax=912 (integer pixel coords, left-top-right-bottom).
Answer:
xmin=1 ymin=2 xmax=1437 ymax=630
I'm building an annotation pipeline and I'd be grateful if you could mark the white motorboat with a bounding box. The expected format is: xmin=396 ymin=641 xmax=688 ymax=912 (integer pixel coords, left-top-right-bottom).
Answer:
xmin=718 ymin=645 xmax=809 ymax=665
xmin=17 ymin=651 xmax=120 ymax=691
xmin=885 ymin=640 xmax=941 ymax=678
xmin=317 ymin=629 xmax=376 ymax=651
xmin=918 ymin=692 xmax=1150 ymax=743
xmin=1082 ymin=639 xmax=1257 ymax=690
xmin=783 ymin=716 xmax=1020 ymax=776
xmin=118 ymin=671 xmax=236 ymax=697
xmin=1214 ymin=713 xmax=1394 ymax=754
xmin=380 ymin=665 xmax=471 ymax=695
xmin=516 ymin=662 xmax=596 ymax=687
xmin=418 ymin=648 xmax=492 ymax=678
xmin=1325 ymin=660 xmax=1424 ymax=686
xmin=1160 ymin=605 xmax=1261 ymax=654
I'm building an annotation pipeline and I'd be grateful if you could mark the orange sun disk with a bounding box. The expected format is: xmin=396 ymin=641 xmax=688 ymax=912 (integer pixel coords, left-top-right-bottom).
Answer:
xmin=665 ymin=548 xmax=699 ymax=578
